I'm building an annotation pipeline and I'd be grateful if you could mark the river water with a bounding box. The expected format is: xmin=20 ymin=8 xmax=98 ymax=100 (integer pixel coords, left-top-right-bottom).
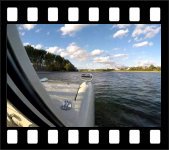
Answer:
xmin=38 ymin=72 xmax=161 ymax=127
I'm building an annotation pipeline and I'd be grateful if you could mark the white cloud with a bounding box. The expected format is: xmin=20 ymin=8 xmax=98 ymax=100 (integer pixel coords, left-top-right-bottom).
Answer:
xmin=23 ymin=42 xmax=30 ymax=46
xmin=113 ymin=54 xmax=128 ymax=58
xmin=136 ymin=60 xmax=157 ymax=67
xmin=46 ymin=46 xmax=62 ymax=54
xmin=60 ymin=24 xmax=91 ymax=36
xmin=25 ymin=42 xmax=89 ymax=61
xmin=19 ymin=24 xmax=37 ymax=30
xmin=113 ymin=24 xmax=131 ymax=29
xmin=18 ymin=26 xmax=23 ymax=30
xmin=47 ymin=32 xmax=50 ymax=35
xmin=35 ymin=29 xmax=41 ymax=33
xmin=18 ymin=24 xmax=37 ymax=35
xmin=60 ymin=51 xmax=69 ymax=57
xmin=112 ymin=47 xmax=126 ymax=51
xmin=113 ymin=29 xmax=129 ymax=38
xmin=23 ymin=43 xmax=44 ymax=49
xmin=112 ymin=48 xmax=121 ymax=51
xmin=91 ymin=49 xmax=104 ymax=56
xmin=134 ymin=37 xmax=143 ymax=42
xmin=133 ymin=41 xmax=153 ymax=48
xmin=70 ymin=50 xmax=88 ymax=61
xmin=31 ymin=44 xmax=43 ymax=49
xmin=93 ymin=56 xmax=112 ymax=64
xmin=65 ymin=43 xmax=89 ymax=61
xmin=132 ymin=24 xmax=161 ymax=40
xmin=52 ymin=43 xmax=89 ymax=61
xmin=144 ymin=26 xmax=161 ymax=39
xmin=66 ymin=42 xmax=79 ymax=53
xmin=132 ymin=24 xmax=145 ymax=37
xmin=19 ymin=31 xmax=25 ymax=36
xmin=93 ymin=56 xmax=120 ymax=69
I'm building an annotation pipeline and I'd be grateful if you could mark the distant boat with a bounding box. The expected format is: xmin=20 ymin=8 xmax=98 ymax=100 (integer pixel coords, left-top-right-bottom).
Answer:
xmin=81 ymin=73 xmax=93 ymax=81
xmin=40 ymin=77 xmax=48 ymax=82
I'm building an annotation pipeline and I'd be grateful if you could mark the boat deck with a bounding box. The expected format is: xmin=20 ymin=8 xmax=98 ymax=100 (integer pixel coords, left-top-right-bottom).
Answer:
xmin=42 ymin=80 xmax=83 ymax=127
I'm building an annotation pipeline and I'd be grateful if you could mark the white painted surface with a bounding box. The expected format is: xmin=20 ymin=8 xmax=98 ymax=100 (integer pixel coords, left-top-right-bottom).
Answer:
xmin=109 ymin=130 xmax=120 ymax=144
xmin=42 ymin=81 xmax=94 ymax=127
xmin=68 ymin=7 xmax=79 ymax=21
xmin=7 ymin=7 xmax=18 ymax=21
xmin=7 ymin=130 xmax=18 ymax=144
xmin=129 ymin=7 xmax=140 ymax=21
xmin=89 ymin=130 xmax=99 ymax=144
xmin=129 ymin=130 xmax=140 ymax=144
xmin=150 ymin=7 xmax=161 ymax=21
xmin=89 ymin=7 xmax=99 ymax=21
xmin=150 ymin=130 xmax=160 ymax=144
xmin=68 ymin=130 xmax=79 ymax=144
xmin=48 ymin=130 xmax=58 ymax=144
xmin=27 ymin=130 xmax=38 ymax=144
xmin=27 ymin=7 xmax=38 ymax=21
xmin=109 ymin=7 xmax=120 ymax=21
xmin=48 ymin=8 xmax=58 ymax=21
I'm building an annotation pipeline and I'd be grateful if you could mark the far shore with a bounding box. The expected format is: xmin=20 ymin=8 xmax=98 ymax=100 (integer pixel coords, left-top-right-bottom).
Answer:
xmin=103 ymin=70 xmax=160 ymax=73
xmin=79 ymin=70 xmax=161 ymax=73
xmin=37 ymin=70 xmax=161 ymax=73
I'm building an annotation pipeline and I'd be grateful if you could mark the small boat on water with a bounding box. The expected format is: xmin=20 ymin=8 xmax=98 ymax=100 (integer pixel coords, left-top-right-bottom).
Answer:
xmin=81 ymin=73 xmax=93 ymax=81
xmin=40 ymin=77 xmax=48 ymax=82
xmin=7 ymin=24 xmax=95 ymax=127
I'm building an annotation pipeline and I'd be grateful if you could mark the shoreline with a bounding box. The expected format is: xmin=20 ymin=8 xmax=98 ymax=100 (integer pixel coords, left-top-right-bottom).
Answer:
xmin=79 ymin=70 xmax=161 ymax=73
xmin=37 ymin=70 xmax=161 ymax=73
xmin=109 ymin=71 xmax=160 ymax=73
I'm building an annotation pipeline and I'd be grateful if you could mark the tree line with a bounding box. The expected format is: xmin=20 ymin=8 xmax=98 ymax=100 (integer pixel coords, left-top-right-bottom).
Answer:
xmin=25 ymin=45 xmax=78 ymax=72
xmin=123 ymin=65 xmax=161 ymax=71
xmin=80 ymin=65 xmax=161 ymax=72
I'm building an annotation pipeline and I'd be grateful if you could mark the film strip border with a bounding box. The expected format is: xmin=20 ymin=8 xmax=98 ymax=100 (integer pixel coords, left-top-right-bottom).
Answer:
xmin=2 ymin=1 xmax=168 ymax=149
xmin=7 ymin=129 xmax=161 ymax=145
xmin=7 ymin=7 xmax=161 ymax=22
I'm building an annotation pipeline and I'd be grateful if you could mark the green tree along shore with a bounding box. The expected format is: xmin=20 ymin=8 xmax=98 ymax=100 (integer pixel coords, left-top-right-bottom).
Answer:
xmin=25 ymin=45 xmax=78 ymax=71
xmin=80 ymin=65 xmax=161 ymax=72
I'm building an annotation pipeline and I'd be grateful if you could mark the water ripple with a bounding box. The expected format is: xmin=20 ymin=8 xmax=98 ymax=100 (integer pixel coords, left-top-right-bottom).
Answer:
xmin=38 ymin=72 xmax=161 ymax=127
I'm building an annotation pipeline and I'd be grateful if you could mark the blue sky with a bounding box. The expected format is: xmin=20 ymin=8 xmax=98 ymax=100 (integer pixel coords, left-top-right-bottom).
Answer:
xmin=17 ymin=24 xmax=161 ymax=69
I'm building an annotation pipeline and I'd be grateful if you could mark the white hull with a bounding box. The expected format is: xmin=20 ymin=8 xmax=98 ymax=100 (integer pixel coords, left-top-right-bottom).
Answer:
xmin=42 ymin=81 xmax=95 ymax=127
